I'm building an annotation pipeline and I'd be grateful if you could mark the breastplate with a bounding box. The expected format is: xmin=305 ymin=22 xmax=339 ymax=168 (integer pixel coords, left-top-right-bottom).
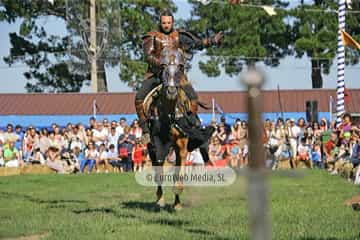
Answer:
xmin=153 ymin=31 xmax=179 ymax=58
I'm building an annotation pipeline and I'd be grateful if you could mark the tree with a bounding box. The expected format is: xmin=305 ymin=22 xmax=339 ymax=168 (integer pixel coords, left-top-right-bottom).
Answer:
xmin=291 ymin=0 xmax=360 ymax=88
xmin=0 ymin=0 xmax=176 ymax=92
xmin=186 ymin=0 xmax=291 ymax=77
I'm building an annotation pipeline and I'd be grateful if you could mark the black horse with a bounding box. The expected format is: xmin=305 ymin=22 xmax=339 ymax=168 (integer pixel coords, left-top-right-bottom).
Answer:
xmin=143 ymin=47 xmax=213 ymax=210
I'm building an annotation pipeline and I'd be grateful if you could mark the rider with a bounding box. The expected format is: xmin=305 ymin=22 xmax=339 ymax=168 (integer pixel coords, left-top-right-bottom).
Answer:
xmin=135 ymin=9 xmax=223 ymax=143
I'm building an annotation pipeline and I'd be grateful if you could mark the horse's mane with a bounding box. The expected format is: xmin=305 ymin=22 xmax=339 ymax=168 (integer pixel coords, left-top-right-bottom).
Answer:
xmin=143 ymin=83 xmax=190 ymax=119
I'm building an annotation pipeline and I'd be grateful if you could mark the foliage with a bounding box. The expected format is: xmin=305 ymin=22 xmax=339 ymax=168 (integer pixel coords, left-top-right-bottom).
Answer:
xmin=0 ymin=0 xmax=176 ymax=92
xmin=187 ymin=0 xmax=291 ymax=77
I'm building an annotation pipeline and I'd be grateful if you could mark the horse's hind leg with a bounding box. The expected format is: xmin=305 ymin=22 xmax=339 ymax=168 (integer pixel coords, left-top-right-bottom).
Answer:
xmin=173 ymin=138 xmax=188 ymax=211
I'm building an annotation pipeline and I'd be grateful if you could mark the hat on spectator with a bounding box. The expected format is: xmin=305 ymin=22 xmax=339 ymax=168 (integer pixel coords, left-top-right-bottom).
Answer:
xmin=290 ymin=118 xmax=295 ymax=122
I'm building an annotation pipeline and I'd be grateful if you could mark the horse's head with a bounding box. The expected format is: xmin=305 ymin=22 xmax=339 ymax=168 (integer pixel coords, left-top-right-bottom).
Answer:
xmin=160 ymin=48 xmax=185 ymax=100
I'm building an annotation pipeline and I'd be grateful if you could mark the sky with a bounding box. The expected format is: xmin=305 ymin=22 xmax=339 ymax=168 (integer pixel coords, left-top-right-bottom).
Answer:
xmin=0 ymin=0 xmax=360 ymax=93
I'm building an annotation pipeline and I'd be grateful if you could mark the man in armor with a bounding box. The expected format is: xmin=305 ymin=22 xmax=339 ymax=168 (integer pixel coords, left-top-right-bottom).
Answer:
xmin=135 ymin=9 xmax=223 ymax=143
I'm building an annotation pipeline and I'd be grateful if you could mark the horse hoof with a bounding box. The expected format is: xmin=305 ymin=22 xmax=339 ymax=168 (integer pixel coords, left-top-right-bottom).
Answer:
xmin=174 ymin=203 xmax=183 ymax=211
xmin=156 ymin=197 xmax=166 ymax=208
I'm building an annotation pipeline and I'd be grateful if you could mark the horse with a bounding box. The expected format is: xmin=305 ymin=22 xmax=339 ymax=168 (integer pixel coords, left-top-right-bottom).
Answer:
xmin=143 ymin=47 xmax=198 ymax=210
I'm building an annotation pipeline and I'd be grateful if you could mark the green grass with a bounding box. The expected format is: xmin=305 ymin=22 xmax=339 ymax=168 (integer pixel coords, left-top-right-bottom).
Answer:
xmin=0 ymin=170 xmax=359 ymax=240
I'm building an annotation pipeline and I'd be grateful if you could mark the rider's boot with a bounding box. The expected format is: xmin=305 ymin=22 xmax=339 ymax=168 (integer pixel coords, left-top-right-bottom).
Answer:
xmin=135 ymin=100 xmax=151 ymax=144
xmin=189 ymin=101 xmax=202 ymax=127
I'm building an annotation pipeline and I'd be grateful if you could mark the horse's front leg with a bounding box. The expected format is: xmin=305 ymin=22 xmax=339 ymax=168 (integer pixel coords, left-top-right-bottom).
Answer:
xmin=173 ymin=138 xmax=188 ymax=210
xmin=154 ymin=165 xmax=165 ymax=207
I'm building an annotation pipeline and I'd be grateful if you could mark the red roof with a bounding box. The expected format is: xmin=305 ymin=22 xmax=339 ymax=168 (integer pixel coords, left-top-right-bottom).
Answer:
xmin=0 ymin=89 xmax=359 ymax=115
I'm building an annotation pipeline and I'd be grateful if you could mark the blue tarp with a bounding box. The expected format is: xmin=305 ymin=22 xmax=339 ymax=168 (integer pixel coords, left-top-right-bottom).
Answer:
xmin=0 ymin=112 xmax=331 ymax=129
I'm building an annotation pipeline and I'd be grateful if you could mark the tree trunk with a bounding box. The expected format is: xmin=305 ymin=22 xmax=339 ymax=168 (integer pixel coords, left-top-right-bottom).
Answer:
xmin=97 ymin=59 xmax=108 ymax=92
xmin=311 ymin=59 xmax=323 ymax=88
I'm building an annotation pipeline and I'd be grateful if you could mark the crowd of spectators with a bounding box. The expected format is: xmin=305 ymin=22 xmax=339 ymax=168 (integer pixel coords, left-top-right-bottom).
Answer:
xmin=0 ymin=117 xmax=148 ymax=174
xmin=0 ymin=113 xmax=359 ymax=184
xmin=262 ymin=113 xmax=360 ymax=184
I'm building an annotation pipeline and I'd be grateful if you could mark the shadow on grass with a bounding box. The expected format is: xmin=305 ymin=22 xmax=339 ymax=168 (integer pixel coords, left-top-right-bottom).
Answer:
xmin=0 ymin=191 xmax=87 ymax=206
xmin=72 ymin=207 xmax=116 ymax=214
xmin=121 ymin=201 xmax=176 ymax=213
xmin=71 ymin=207 xmax=137 ymax=219
xmin=120 ymin=201 xmax=234 ymax=239
xmin=300 ymin=237 xmax=360 ymax=240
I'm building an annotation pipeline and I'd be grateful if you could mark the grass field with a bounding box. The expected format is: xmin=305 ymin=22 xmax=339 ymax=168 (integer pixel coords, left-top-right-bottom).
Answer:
xmin=0 ymin=170 xmax=359 ymax=240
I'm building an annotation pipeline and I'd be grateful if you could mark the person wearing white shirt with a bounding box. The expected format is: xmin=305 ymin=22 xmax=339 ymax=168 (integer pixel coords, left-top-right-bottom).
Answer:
xmin=96 ymin=143 xmax=110 ymax=173
xmin=296 ymin=138 xmax=312 ymax=168
xmin=107 ymin=144 xmax=122 ymax=173
xmin=92 ymin=122 xmax=108 ymax=147
xmin=116 ymin=117 xmax=127 ymax=137
xmin=187 ymin=148 xmax=204 ymax=166
xmin=288 ymin=118 xmax=300 ymax=162
xmin=107 ymin=127 xmax=119 ymax=150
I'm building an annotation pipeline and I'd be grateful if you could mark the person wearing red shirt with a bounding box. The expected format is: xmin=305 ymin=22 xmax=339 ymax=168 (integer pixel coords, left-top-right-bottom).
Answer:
xmin=324 ymin=132 xmax=338 ymax=168
xmin=132 ymin=139 xmax=145 ymax=172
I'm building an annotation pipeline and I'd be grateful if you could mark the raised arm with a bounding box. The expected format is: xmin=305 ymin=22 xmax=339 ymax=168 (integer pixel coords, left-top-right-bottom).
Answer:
xmin=179 ymin=30 xmax=223 ymax=51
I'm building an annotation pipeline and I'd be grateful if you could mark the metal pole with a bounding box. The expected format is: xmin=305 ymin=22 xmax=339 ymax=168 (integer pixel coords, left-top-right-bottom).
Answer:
xmin=241 ymin=69 xmax=271 ymax=240
xmin=336 ymin=0 xmax=346 ymax=126
xmin=90 ymin=0 xmax=98 ymax=92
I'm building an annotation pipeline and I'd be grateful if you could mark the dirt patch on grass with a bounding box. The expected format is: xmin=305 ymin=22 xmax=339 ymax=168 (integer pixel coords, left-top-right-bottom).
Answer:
xmin=1 ymin=232 xmax=49 ymax=240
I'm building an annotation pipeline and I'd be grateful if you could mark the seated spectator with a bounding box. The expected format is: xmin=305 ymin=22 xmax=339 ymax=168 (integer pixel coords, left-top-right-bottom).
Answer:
xmin=349 ymin=132 xmax=360 ymax=168
xmin=215 ymin=124 xmax=227 ymax=145
xmin=92 ymin=122 xmax=107 ymax=148
xmin=330 ymin=144 xmax=349 ymax=175
xmin=296 ymin=138 xmax=312 ymax=168
xmin=0 ymin=148 xmax=4 ymax=167
xmin=338 ymin=113 xmax=352 ymax=144
xmin=96 ymin=143 xmax=110 ymax=173
xmin=165 ymin=148 xmax=176 ymax=164
xmin=208 ymin=137 xmax=225 ymax=166
xmin=187 ymin=148 xmax=204 ymax=167
xmin=311 ymin=143 xmax=322 ymax=168
xmin=34 ymin=129 xmax=49 ymax=159
xmin=229 ymin=138 xmax=240 ymax=168
xmin=69 ymin=134 xmax=82 ymax=151
xmin=324 ymin=132 xmax=339 ymax=169
xmin=3 ymin=124 xmax=18 ymax=143
xmin=28 ymin=147 xmax=45 ymax=165
xmin=84 ymin=128 xmax=93 ymax=146
xmin=46 ymin=146 xmax=70 ymax=174
xmin=107 ymin=144 xmax=122 ymax=173
xmin=60 ymin=148 xmax=78 ymax=173
xmin=80 ymin=141 xmax=98 ymax=173
xmin=72 ymin=146 xmax=83 ymax=173
xmin=3 ymin=140 xmax=21 ymax=168
xmin=23 ymin=126 xmax=37 ymax=162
